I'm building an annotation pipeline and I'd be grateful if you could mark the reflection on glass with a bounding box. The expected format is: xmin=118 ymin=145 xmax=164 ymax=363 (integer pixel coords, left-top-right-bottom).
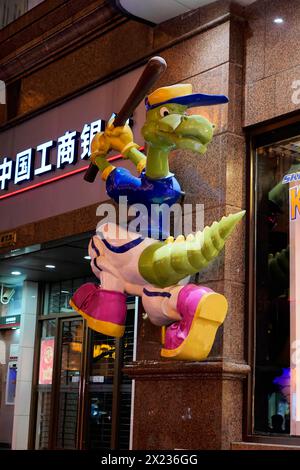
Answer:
xmin=254 ymin=137 xmax=300 ymax=435
xmin=87 ymin=331 xmax=114 ymax=450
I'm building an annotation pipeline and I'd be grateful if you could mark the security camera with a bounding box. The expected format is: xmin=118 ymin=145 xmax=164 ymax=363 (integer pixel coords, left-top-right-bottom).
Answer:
xmin=1 ymin=287 xmax=15 ymax=304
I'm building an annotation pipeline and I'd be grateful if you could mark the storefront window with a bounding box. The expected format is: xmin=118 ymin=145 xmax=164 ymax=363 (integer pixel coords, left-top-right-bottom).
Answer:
xmin=253 ymin=128 xmax=300 ymax=436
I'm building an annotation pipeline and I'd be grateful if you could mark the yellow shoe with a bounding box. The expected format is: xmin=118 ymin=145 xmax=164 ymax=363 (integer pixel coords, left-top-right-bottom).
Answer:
xmin=161 ymin=284 xmax=228 ymax=361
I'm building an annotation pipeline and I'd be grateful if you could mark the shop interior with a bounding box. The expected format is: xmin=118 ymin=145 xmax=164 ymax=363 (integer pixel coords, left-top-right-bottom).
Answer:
xmin=254 ymin=134 xmax=300 ymax=435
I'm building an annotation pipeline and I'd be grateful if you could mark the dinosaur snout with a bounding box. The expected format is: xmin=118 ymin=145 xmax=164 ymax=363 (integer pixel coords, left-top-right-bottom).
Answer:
xmin=175 ymin=115 xmax=214 ymax=145
xmin=143 ymin=110 xmax=215 ymax=154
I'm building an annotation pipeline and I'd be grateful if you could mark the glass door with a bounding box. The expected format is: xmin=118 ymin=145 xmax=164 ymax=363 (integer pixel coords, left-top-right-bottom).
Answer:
xmin=32 ymin=281 xmax=138 ymax=450
xmin=35 ymin=316 xmax=84 ymax=449
xmin=84 ymin=330 xmax=115 ymax=450
xmin=56 ymin=317 xmax=84 ymax=449
xmin=83 ymin=297 xmax=136 ymax=450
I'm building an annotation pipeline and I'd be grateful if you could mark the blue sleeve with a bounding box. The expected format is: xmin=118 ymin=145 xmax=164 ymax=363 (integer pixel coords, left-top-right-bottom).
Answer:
xmin=106 ymin=167 xmax=142 ymax=205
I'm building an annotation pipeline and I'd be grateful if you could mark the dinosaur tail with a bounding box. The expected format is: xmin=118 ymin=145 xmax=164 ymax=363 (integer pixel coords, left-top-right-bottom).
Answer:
xmin=138 ymin=210 xmax=245 ymax=288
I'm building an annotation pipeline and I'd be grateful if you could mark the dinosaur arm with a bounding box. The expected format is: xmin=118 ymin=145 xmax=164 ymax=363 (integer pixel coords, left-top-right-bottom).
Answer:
xmin=92 ymin=147 xmax=146 ymax=183
xmin=124 ymin=146 xmax=147 ymax=174
xmin=92 ymin=153 xmax=115 ymax=181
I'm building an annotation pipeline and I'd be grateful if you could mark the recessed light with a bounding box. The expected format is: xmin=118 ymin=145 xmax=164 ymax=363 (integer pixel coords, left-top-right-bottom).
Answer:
xmin=45 ymin=264 xmax=55 ymax=269
xmin=84 ymin=255 xmax=91 ymax=260
xmin=274 ymin=17 xmax=284 ymax=24
xmin=11 ymin=271 xmax=21 ymax=275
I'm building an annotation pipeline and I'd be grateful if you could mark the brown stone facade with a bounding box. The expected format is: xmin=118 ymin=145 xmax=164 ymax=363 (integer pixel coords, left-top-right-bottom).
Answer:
xmin=1 ymin=0 xmax=300 ymax=450
xmin=0 ymin=0 xmax=248 ymax=450
xmin=244 ymin=0 xmax=300 ymax=126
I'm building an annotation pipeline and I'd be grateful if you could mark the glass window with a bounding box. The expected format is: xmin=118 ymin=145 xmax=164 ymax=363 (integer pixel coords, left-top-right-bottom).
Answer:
xmin=46 ymin=277 xmax=95 ymax=315
xmin=253 ymin=131 xmax=300 ymax=436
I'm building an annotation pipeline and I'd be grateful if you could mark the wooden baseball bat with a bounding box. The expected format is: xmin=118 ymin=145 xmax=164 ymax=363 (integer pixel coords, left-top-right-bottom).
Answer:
xmin=84 ymin=56 xmax=167 ymax=182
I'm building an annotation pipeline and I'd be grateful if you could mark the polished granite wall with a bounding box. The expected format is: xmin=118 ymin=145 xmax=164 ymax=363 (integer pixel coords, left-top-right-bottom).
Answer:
xmin=0 ymin=0 xmax=260 ymax=450
xmin=245 ymin=0 xmax=300 ymax=126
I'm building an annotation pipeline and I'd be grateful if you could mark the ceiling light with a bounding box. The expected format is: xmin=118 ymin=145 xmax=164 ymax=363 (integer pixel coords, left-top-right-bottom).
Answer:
xmin=61 ymin=290 xmax=70 ymax=294
xmin=84 ymin=255 xmax=91 ymax=260
xmin=11 ymin=271 xmax=21 ymax=275
xmin=274 ymin=17 xmax=284 ymax=24
xmin=45 ymin=264 xmax=55 ymax=269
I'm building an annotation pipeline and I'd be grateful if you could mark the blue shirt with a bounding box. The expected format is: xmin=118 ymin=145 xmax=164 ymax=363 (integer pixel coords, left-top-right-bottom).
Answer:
xmin=106 ymin=167 xmax=183 ymax=239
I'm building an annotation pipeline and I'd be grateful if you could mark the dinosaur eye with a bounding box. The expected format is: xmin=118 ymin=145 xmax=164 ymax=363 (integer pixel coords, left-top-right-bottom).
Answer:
xmin=160 ymin=107 xmax=170 ymax=117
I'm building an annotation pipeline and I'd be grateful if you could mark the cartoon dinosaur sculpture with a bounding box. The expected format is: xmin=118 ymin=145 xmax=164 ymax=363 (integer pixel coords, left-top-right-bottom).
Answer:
xmin=70 ymin=82 xmax=245 ymax=361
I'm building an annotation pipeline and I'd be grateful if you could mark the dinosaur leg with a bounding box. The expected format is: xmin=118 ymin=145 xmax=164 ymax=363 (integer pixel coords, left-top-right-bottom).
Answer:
xmin=160 ymin=284 xmax=228 ymax=361
xmin=141 ymin=285 xmax=183 ymax=326
xmin=70 ymin=285 xmax=127 ymax=337
xmin=69 ymin=236 xmax=127 ymax=338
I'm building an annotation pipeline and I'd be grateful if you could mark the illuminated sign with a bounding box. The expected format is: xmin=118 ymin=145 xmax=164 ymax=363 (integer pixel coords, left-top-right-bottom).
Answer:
xmin=283 ymin=173 xmax=300 ymax=221
xmin=290 ymin=186 xmax=300 ymax=221
xmin=282 ymin=172 xmax=300 ymax=184
xmin=0 ymin=315 xmax=21 ymax=328
xmin=0 ymin=119 xmax=105 ymax=194
xmin=290 ymin=219 xmax=300 ymax=432
xmin=289 ymin=178 xmax=300 ymax=435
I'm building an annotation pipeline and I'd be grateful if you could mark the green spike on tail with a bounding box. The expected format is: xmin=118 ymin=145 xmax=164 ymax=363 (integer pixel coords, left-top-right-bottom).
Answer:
xmin=138 ymin=210 xmax=245 ymax=288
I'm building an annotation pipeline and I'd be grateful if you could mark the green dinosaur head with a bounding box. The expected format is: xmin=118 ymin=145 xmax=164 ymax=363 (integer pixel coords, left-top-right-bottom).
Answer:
xmin=141 ymin=103 xmax=214 ymax=154
xmin=141 ymin=84 xmax=228 ymax=179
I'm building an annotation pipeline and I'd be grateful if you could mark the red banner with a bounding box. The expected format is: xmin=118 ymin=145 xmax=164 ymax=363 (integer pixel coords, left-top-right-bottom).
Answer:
xmin=38 ymin=337 xmax=55 ymax=385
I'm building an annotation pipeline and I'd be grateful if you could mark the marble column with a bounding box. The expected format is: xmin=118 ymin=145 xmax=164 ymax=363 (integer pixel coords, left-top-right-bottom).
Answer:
xmin=11 ymin=281 xmax=38 ymax=450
